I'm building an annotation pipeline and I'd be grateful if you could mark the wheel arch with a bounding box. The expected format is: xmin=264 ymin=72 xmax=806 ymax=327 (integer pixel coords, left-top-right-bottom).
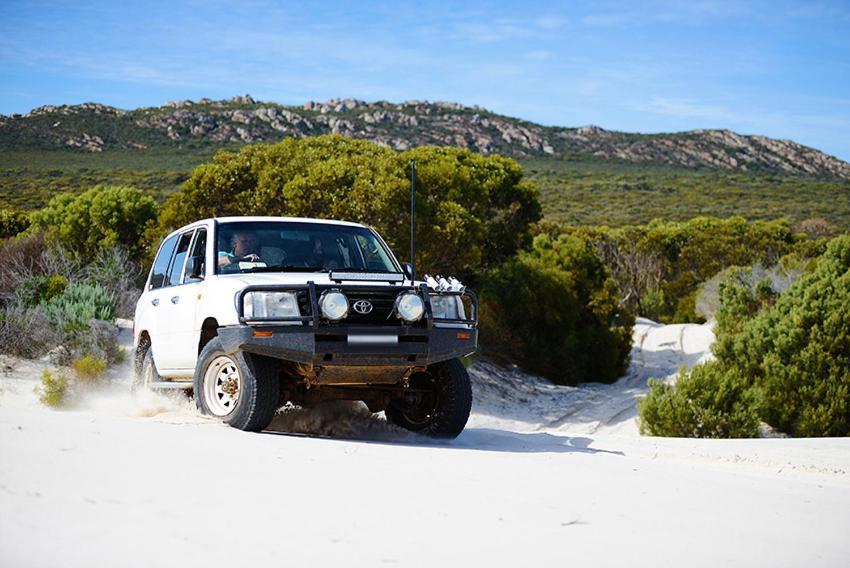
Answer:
xmin=199 ymin=317 xmax=220 ymax=354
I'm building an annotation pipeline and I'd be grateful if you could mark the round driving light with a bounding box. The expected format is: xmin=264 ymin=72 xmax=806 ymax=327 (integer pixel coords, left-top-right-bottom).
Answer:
xmin=319 ymin=290 xmax=349 ymax=321
xmin=395 ymin=292 xmax=425 ymax=322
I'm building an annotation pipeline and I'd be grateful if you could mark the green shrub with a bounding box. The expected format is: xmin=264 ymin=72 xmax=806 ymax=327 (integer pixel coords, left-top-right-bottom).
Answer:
xmin=479 ymin=234 xmax=634 ymax=385
xmin=638 ymin=365 xmax=760 ymax=438
xmin=639 ymin=234 xmax=850 ymax=438
xmin=640 ymin=288 xmax=666 ymax=321
xmin=154 ymin=136 xmax=541 ymax=280
xmin=36 ymin=369 xmax=70 ymax=407
xmin=14 ymin=274 xmax=68 ymax=307
xmin=71 ymin=354 xmax=108 ymax=383
xmin=29 ymin=185 xmax=158 ymax=260
xmin=562 ymin=216 xmax=805 ymax=323
xmin=0 ymin=208 xmax=30 ymax=238
xmin=43 ymin=283 xmax=115 ymax=333
xmin=671 ymin=290 xmax=704 ymax=324
xmin=725 ymin=235 xmax=850 ymax=436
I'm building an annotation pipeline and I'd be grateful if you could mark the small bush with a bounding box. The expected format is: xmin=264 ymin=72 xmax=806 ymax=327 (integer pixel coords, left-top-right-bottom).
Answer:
xmin=794 ymin=217 xmax=835 ymax=240
xmin=0 ymin=233 xmax=49 ymax=299
xmin=81 ymin=247 xmax=144 ymax=318
xmin=64 ymin=319 xmax=124 ymax=366
xmin=14 ymin=274 xmax=68 ymax=307
xmin=43 ymin=283 xmax=115 ymax=332
xmin=639 ymin=288 xmax=666 ymax=321
xmin=36 ymin=369 xmax=70 ymax=407
xmin=0 ymin=208 xmax=30 ymax=238
xmin=638 ymin=364 xmax=760 ymax=438
xmin=71 ymin=354 xmax=108 ymax=383
xmin=0 ymin=305 xmax=63 ymax=359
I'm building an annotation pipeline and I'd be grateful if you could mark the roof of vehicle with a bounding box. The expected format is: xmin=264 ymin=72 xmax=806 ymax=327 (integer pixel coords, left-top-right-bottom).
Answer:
xmin=211 ymin=216 xmax=368 ymax=228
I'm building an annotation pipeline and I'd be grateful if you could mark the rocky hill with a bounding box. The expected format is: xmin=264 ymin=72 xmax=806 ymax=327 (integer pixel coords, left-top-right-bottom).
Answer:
xmin=2 ymin=95 xmax=849 ymax=179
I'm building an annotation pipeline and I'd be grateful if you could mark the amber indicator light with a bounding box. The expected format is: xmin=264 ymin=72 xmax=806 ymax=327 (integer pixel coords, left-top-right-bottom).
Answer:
xmin=252 ymin=330 xmax=274 ymax=338
xmin=456 ymin=332 xmax=471 ymax=340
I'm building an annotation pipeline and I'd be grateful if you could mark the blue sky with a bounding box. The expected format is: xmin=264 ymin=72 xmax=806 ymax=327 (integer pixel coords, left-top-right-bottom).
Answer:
xmin=2 ymin=0 xmax=849 ymax=159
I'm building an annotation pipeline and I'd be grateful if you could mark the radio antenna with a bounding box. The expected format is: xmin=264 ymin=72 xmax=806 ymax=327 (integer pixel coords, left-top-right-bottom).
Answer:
xmin=410 ymin=160 xmax=416 ymax=282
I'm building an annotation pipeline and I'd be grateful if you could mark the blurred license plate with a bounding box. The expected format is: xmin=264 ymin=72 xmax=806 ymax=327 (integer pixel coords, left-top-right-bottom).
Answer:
xmin=347 ymin=335 xmax=398 ymax=345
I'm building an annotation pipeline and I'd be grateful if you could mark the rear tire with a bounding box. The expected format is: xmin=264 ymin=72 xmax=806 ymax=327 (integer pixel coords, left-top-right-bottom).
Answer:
xmin=194 ymin=337 xmax=280 ymax=432
xmin=132 ymin=345 xmax=159 ymax=392
xmin=385 ymin=358 xmax=472 ymax=439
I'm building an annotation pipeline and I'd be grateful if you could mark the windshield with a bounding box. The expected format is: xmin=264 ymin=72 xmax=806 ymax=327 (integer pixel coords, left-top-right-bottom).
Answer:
xmin=215 ymin=221 xmax=400 ymax=274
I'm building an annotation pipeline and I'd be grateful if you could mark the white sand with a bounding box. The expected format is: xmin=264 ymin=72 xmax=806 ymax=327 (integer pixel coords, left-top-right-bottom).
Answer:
xmin=1 ymin=318 xmax=848 ymax=567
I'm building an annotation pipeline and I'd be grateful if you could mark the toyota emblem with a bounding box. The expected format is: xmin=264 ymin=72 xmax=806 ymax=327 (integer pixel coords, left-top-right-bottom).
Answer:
xmin=353 ymin=300 xmax=373 ymax=314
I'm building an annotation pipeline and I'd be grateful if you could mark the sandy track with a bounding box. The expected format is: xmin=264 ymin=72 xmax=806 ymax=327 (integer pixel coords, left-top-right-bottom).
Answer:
xmin=1 ymin=319 xmax=849 ymax=567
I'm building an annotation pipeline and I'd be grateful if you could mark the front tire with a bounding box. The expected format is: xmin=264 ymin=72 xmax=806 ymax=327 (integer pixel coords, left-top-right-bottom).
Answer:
xmin=385 ymin=358 xmax=472 ymax=439
xmin=194 ymin=337 xmax=280 ymax=432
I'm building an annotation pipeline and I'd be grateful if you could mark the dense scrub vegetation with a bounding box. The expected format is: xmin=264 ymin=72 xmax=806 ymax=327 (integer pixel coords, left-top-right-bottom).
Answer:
xmin=525 ymin=158 xmax=850 ymax=227
xmin=155 ymin=135 xmax=541 ymax=278
xmin=478 ymin=234 xmax=634 ymax=385
xmin=3 ymin=146 xmax=849 ymax=228
xmin=30 ymin=185 xmax=158 ymax=259
xmin=3 ymin=136 xmax=848 ymax=427
xmin=0 ymin=233 xmax=142 ymax=366
xmin=555 ymin=216 xmax=827 ymax=323
xmin=0 ymin=149 xmax=196 ymax=210
xmin=639 ymin=234 xmax=850 ymax=438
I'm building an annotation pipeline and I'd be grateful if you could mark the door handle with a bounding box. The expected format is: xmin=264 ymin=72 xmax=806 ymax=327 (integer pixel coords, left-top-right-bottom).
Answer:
xmin=151 ymin=298 xmax=159 ymax=306
xmin=171 ymin=296 xmax=180 ymax=304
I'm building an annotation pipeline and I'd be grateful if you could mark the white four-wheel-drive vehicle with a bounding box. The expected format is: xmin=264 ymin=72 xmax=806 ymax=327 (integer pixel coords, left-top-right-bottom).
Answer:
xmin=133 ymin=217 xmax=477 ymax=438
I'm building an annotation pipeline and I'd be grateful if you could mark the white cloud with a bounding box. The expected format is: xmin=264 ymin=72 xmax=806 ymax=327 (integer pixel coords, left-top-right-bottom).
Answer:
xmin=641 ymin=96 xmax=734 ymax=121
xmin=526 ymin=50 xmax=552 ymax=61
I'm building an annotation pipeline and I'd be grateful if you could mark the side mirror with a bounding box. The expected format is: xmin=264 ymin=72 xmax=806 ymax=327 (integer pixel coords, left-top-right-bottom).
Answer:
xmin=401 ymin=262 xmax=414 ymax=280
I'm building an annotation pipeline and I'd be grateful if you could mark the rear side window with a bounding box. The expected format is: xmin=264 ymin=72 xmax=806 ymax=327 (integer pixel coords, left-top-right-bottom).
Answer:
xmin=183 ymin=228 xmax=207 ymax=283
xmin=167 ymin=231 xmax=194 ymax=286
xmin=149 ymin=234 xmax=179 ymax=290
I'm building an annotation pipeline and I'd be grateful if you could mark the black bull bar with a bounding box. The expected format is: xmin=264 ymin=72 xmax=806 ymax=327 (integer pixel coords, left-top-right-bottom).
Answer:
xmin=217 ymin=282 xmax=478 ymax=372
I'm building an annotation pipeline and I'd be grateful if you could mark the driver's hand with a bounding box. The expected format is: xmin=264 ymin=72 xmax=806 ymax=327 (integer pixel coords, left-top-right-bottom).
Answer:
xmin=242 ymin=253 xmax=260 ymax=262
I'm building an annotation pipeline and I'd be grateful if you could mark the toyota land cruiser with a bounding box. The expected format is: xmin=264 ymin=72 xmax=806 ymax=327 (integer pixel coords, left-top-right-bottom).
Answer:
xmin=133 ymin=217 xmax=477 ymax=438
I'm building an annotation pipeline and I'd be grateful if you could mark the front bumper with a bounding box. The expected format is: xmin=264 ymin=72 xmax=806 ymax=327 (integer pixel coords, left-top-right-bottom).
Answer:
xmin=217 ymin=324 xmax=477 ymax=368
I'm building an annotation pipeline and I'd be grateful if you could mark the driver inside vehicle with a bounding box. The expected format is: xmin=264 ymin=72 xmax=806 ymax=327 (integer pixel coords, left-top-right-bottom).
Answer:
xmin=218 ymin=231 xmax=264 ymax=268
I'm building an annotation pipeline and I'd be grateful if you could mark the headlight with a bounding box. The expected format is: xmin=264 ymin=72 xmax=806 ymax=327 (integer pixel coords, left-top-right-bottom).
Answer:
xmin=429 ymin=294 xmax=464 ymax=320
xmin=395 ymin=292 xmax=424 ymax=322
xmin=243 ymin=291 xmax=300 ymax=319
xmin=319 ymin=290 xmax=349 ymax=321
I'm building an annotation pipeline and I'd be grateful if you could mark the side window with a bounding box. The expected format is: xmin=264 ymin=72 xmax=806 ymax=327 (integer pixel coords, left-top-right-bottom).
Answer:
xmin=183 ymin=228 xmax=207 ymax=283
xmin=149 ymin=234 xmax=179 ymax=290
xmin=167 ymin=231 xmax=194 ymax=287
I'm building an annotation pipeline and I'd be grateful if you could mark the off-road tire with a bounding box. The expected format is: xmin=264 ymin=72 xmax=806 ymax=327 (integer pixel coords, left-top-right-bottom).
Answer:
xmin=194 ymin=337 xmax=280 ymax=432
xmin=385 ymin=358 xmax=472 ymax=439
xmin=132 ymin=344 xmax=160 ymax=392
